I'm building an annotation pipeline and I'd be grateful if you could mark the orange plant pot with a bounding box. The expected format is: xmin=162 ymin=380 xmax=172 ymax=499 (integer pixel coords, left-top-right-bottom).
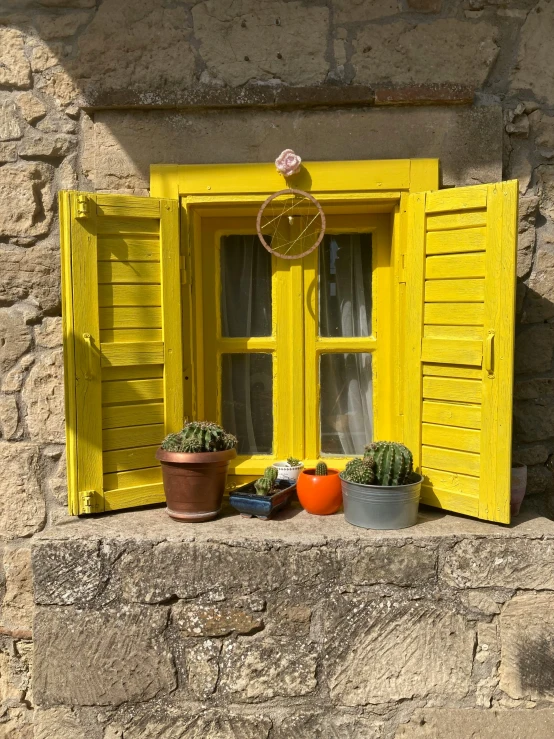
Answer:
xmin=296 ymin=468 xmax=343 ymax=515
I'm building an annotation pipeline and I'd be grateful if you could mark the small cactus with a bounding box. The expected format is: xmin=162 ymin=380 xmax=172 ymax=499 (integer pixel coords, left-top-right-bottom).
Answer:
xmin=342 ymin=457 xmax=376 ymax=485
xmin=315 ymin=461 xmax=328 ymax=476
xmin=161 ymin=421 xmax=237 ymax=453
xmin=364 ymin=441 xmax=413 ymax=486
xmin=264 ymin=466 xmax=278 ymax=484
xmin=286 ymin=456 xmax=301 ymax=467
xmin=255 ymin=466 xmax=278 ymax=496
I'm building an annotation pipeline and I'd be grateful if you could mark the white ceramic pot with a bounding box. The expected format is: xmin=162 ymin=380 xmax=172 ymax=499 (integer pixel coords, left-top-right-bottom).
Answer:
xmin=273 ymin=461 xmax=304 ymax=483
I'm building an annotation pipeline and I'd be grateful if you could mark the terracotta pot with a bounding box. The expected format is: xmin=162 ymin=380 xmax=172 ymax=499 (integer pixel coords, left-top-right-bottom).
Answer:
xmin=156 ymin=447 xmax=236 ymax=522
xmin=511 ymin=463 xmax=527 ymax=518
xmin=296 ymin=468 xmax=342 ymax=515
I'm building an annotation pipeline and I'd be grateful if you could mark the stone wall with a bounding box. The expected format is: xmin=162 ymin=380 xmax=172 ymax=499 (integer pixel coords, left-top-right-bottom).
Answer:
xmin=28 ymin=509 xmax=554 ymax=738
xmin=1 ymin=0 xmax=554 ymax=733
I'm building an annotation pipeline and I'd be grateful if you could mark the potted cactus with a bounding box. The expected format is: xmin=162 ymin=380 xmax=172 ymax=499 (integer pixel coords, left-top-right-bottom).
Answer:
xmin=339 ymin=441 xmax=422 ymax=530
xmin=297 ymin=461 xmax=342 ymax=515
xmin=156 ymin=421 xmax=237 ymax=522
xmin=273 ymin=456 xmax=304 ymax=483
xmin=229 ymin=466 xmax=296 ymax=520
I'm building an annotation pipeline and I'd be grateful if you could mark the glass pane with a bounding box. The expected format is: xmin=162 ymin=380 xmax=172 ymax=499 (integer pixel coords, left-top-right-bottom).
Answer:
xmin=319 ymin=233 xmax=372 ymax=337
xmin=222 ymin=353 xmax=273 ymax=454
xmin=220 ymin=235 xmax=272 ymax=337
xmin=320 ymin=353 xmax=373 ymax=455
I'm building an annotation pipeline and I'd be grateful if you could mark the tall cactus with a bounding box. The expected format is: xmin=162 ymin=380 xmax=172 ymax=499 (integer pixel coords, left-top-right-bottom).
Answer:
xmin=364 ymin=441 xmax=413 ymax=486
xmin=315 ymin=461 xmax=328 ymax=476
xmin=255 ymin=466 xmax=278 ymax=496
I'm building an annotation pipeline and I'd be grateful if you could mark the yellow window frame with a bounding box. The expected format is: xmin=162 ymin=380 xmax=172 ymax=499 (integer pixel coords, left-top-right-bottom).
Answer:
xmin=150 ymin=159 xmax=439 ymax=481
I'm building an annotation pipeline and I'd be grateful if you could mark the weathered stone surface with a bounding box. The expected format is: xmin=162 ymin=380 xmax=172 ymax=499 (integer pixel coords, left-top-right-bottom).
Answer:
xmin=0 ymin=242 xmax=60 ymax=313
xmin=332 ymin=0 xmax=398 ymax=24
xmin=467 ymin=590 xmax=501 ymax=616
xmin=112 ymin=541 xmax=337 ymax=603
xmin=34 ymin=707 xmax=92 ymax=739
xmin=443 ymin=538 xmax=554 ymax=589
xmin=32 ymin=540 xmax=102 ymax=605
xmin=324 ymin=596 xmax=475 ymax=705
xmin=41 ymin=445 xmax=67 ymax=505
xmin=511 ymin=1 xmax=554 ymax=106
xmin=34 ymin=605 xmax=176 ymax=706
xmin=107 ymin=709 xmax=272 ymax=739
xmin=18 ymin=132 xmax=75 ymax=158
xmin=22 ymin=348 xmax=64 ymax=444
xmin=531 ymin=110 xmax=554 ymax=159
xmin=1 ymin=355 xmax=34 ymax=394
xmin=34 ymin=317 xmax=62 ymax=348
xmin=526 ymin=464 xmax=554 ymax=496
xmin=0 ymin=394 xmax=19 ymax=439
xmin=352 ymin=20 xmax=499 ymax=87
xmin=220 ymin=636 xmax=317 ymax=701
xmin=0 ymin=29 xmax=31 ymax=89
xmin=513 ymin=444 xmax=549 ymax=467
xmin=0 ymin=100 xmax=22 ymax=141
xmin=0 ymin=442 xmax=45 ymax=541
xmin=344 ymin=543 xmax=436 ymax=585
xmin=515 ymin=325 xmax=554 ymax=374
xmin=36 ymin=10 xmax=92 ymax=39
xmin=407 ymin=0 xmax=442 ymax=11
xmin=16 ymin=93 xmax=47 ymax=125
xmin=186 ymin=639 xmax=221 ymax=700
xmin=500 ymin=593 xmax=554 ymax=701
xmin=0 ymin=546 xmax=33 ymax=632
xmin=0 ymin=163 xmax=53 ymax=239
xmin=0 ymin=308 xmax=31 ymax=375
xmin=88 ymin=106 xmax=502 ymax=191
xmin=193 ymin=1 xmax=329 ymax=87
xmin=172 ymin=600 xmax=263 ymax=637
xmin=0 ymin=142 xmax=17 ymax=163
xmin=275 ymin=713 xmax=383 ymax=739
xmin=35 ymin=68 xmax=80 ymax=107
xmin=514 ymin=398 xmax=554 ymax=443
xmin=396 ymin=708 xmax=554 ymax=738
xmin=38 ymin=0 xmax=96 ymax=6
xmin=70 ymin=0 xmax=195 ymax=96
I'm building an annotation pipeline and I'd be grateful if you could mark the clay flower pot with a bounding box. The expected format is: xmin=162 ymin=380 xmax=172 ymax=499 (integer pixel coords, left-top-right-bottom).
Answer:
xmin=297 ymin=468 xmax=342 ymax=515
xmin=156 ymin=447 xmax=236 ymax=522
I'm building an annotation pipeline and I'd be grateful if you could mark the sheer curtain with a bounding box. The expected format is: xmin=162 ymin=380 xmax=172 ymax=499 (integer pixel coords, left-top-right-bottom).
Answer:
xmin=319 ymin=234 xmax=373 ymax=455
xmin=220 ymin=236 xmax=273 ymax=454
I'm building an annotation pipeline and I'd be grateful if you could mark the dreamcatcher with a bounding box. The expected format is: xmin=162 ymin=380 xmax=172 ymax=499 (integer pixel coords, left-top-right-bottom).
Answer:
xmin=256 ymin=149 xmax=326 ymax=260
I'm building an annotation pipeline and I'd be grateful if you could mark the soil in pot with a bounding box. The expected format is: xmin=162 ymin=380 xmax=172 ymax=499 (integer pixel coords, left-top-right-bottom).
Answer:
xmin=156 ymin=447 xmax=236 ymax=522
xmin=297 ymin=468 xmax=342 ymax=515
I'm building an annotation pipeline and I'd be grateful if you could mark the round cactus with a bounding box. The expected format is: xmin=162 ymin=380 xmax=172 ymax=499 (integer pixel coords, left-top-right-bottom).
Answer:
xmin=161 ymin=421 xmax=237 ymax=453
xmin=342 ymin=457 xmax=376 ymax=485
xmin=315 ymin=461 xmax=328 ymax=476
xmin=364 ymin=441 xmax=413 ymax=486
xmin=254 ymin=477 xmax=273 ymax=496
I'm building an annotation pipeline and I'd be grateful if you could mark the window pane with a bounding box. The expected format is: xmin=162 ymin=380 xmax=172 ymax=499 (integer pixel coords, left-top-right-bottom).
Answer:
xmin=221 ymin=235 xmax=272 ymax=337
xmin=320 ymin=353 xmax=373 ymax=455
xmin=222 ymin=353 xmax=273 ymax=454
xmin=319 ymin=234 xmax=372 ymax=337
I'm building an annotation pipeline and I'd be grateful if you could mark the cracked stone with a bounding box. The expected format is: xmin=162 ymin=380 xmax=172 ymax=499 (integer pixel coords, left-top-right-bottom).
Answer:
xmin=352 ymin=19 xmax=499 ymax=87
xmin=193 ymin=0 xmax=329 ymax=87
xmin=0 ymin=101 xmax=22 ymax=141
xmin=34 ymin=605 xmax=176 ymax=706
xmin=0 ymin=442 xmax=45 ymax=540
xmin=18 ymin=132 xmax=75 ymax=158
xmin=0 ymin=394 xmax=19 ymax=439
xmin=22 ymin=348 xmax=65 ymax=444
xmin=0 ymin=29 xmax=32 ymax=89
xmin=0 ymin=242 xmax=61 ymax=313
xmin=0 ymin=163 xmax=54 ymax=239
xmin=172 ymin=600 xmax=264 ymax=637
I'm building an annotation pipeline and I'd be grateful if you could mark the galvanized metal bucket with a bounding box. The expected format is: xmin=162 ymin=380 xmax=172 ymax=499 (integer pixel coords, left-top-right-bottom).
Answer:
xmin=340 ymin=474 xmax=422 ymax=530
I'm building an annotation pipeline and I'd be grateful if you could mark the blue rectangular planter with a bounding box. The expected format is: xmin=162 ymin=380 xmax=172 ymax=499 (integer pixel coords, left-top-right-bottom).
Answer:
xmin=229 ymin=479 xmax=296 ymax=520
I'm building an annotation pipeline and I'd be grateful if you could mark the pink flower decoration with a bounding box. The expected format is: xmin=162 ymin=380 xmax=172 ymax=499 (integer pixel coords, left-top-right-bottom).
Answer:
xmin=275 ymin=149 xmax=302 ymax=177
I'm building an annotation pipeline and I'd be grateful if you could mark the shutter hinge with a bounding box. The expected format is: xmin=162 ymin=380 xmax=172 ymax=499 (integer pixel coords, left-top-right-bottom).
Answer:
xmin=180 ymin=255 xmax=188 ymax=284
xmin=80 ymin=490 xmax=95 ymax=514
xmin=76 ymin=195 xmax=90 ymax=219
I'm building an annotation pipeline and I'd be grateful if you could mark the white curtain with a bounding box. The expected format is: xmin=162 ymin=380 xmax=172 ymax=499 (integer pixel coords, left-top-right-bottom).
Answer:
xmin=319 ymin=235 xmax=374 ymax=455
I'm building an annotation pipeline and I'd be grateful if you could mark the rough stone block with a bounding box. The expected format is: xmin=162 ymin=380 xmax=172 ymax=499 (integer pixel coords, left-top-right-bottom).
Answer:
xmin=352 ymin=19 xmax=499 ymax=88
xmin=36 ymin=10 xmax=92 ymax=39
xmin=0 ymin=394 xmax=19 ymax=439
xmin=32 ymin=540 xmax=102 ymax=605
xmin=514 ymin=398 xmax=554 ymax=443
xmin=515 ymin=324 xmax=554 ymax=374
xmin=192 ymin=0 xmax=329 ymax=87
xmin=34 ymin=317 xmax=62 ymax=348
xmin=511 ymin=1 xmax=554 ymax=106
xmin=18 ymin=132 xmax=75 ymax=158
xmin=0 ymin=29 xmax=31 ymax=89
xmin=0 ymin=142 xmax=17 ymax=163
xmin=34 ymin=707 xmax=94 ymax=739
xmin=186 ymin=639 xmax=220 ymax=700
xmin=34 ymin=605 xmax=176 ymax=706
xmin=0 ymin=242 xmax=60 ymax=313
xmin=172 ymin=600 xmax=263 ymax=637
xmin=333 ymin=0 xmax=398 ymax=24
xmin=0 ymin=308 xmax=32 ymax=375
xmin=0 ymin=546 xmax=33 ymax=633
xmin=0 ymin=442 xmax=45 ymax=541
xmin=22 ymin=348 xmax=65 ymax=444
xmin=396 ymin=708 xmax=554 ymax=738
xmin=323 ymin=595 xmax=475 ymax=705
xmin=344 ymin=542 xmax=436 ymax=586
xmin=500 ymin=593 xmax=554 ymax=701
xmin=219 ymin=636 xmax=318 ymax=701
xmin=0 ymin=100 xmax=22 ymax=141
xmin=443 ymin=538 xmax=554 ymax=589
xmin=16 ymin=93 xmax=47 ymax=125
xmin=0 ymin=163 xmax=53 ymax=239
xmin=1 ymin=355 xmax=35 ymax=394
xmin=106 ymin=709 xmax=272 ymax=739
xmin=275 ymin=713 xmax=384 ymax=738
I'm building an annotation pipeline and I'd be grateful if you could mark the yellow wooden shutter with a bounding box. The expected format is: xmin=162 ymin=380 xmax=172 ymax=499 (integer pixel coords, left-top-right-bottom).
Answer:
xmin=60 ymin=191 xmax=183 ymax=515
xmin=404 ymin=181 xmax=518 ymax=523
